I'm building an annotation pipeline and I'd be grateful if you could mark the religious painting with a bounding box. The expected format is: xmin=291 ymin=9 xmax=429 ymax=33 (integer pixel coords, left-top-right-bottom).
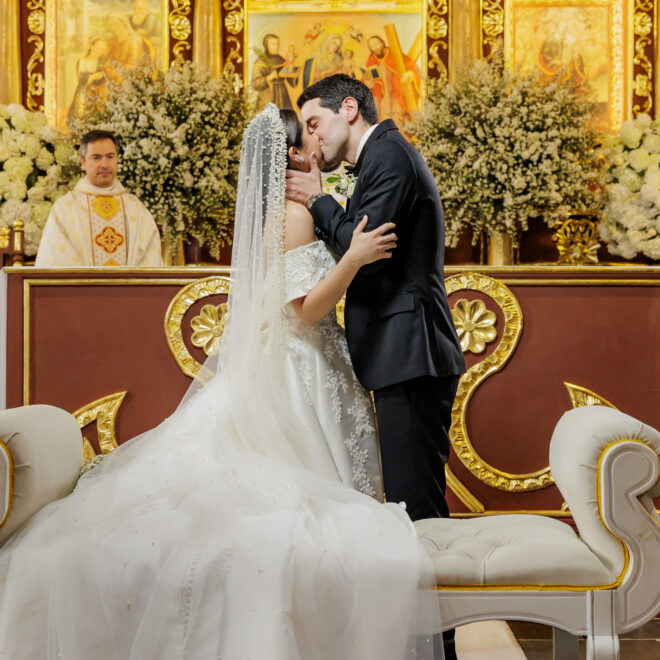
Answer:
xmin=45 ymin=0 xmax=169 ymax=129
xmin=245 ymin=3 xmax=426 ymax=125
xmin=505 ymin=0 xmax=628 ymax=132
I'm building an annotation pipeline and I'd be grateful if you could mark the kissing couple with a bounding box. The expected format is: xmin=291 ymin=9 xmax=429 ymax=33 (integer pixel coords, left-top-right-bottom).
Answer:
xmin=0 ymin=75 xmax=464 ymax=660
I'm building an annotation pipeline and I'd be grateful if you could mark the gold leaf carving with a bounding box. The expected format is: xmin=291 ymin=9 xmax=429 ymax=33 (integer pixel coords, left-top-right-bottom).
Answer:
xmin=563 ymin=383 xmax=619 ymax=410
xmin=553 ymin=216 xmax=600 ymax=265
xmin=451 ymin=298 xmax=497 ymax=354
xmin=427 ymin=0 xmax=448 ymax=80
xmin=25 ymin=1 xmax=46 ymax=111
xmin=632 ymin=0 xmax=654 ymax=115
xmin=428 ymin=16 xmax=447 ymax=40
xmin=164 ymin=276 xmax=231 ymax=379
xmin=447 ymin=273 xmax=553 ymax=492
xmin=169 ymin=0 xmax=192 ymax=65
xmin=170 ymin=14 xmax=191 ymax=40
xmin=634 ymin=11 xmax=652 ymax=36
xmin=446 ymin=465 xmax=485 ymax=513
xmin=482 ymin=0 xmax=504 ymax=61
xmin=225 ymin=10 xmax=243 ymax=35
xmin=335 ymin=294 xmax=345 ymax=329
xmin=0 ymin=228 xmax=9 ymax=250
xmin=27 ymin=9 xmax=45 ymax=35
xmin=190 ymin=303 xmax=228 ymax=355
xmin=72 ymin=392 xmax=127 ymax=464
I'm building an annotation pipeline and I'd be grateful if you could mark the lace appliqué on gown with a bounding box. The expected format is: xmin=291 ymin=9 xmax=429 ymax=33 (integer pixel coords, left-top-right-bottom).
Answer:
xmin=284 ymin=241 xmax=378 ymax=497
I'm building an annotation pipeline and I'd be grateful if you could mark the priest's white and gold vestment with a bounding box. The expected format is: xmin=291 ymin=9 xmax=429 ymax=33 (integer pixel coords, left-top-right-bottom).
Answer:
xmin=35 ymin=178 xmax=163 ymax=267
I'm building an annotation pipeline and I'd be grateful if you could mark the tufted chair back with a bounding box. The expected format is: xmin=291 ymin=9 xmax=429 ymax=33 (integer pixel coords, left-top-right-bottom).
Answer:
xmin=549 ymin=405 xmax=660 ymax=578
xmin=0 ymin=405 xmax=82 ymax=544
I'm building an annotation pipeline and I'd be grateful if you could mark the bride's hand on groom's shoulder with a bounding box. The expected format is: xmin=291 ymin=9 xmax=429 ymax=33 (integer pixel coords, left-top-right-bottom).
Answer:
xmin=347 ymin=216 xmax=397 ymax=266
xmin=285 ymin=153 xmax=323 ymax=206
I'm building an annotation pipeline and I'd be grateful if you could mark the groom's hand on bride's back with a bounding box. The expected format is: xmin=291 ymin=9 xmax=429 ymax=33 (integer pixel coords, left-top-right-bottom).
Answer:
xmin=286 ymin=153 xmax=323 ymax=206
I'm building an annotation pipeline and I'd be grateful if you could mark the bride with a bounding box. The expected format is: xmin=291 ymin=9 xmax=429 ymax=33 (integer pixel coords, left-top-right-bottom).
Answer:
xmin=0 ymin=105 xmax=442 ymax=659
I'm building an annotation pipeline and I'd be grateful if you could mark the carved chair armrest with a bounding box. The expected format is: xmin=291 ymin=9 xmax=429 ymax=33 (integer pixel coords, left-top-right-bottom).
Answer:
xmin=0 ymin=405 xmax=82 ymax=545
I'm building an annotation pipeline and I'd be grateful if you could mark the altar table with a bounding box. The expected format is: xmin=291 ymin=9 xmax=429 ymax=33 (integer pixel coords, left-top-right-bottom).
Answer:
xmin=1 ymin=265 xmax=658 ymax=517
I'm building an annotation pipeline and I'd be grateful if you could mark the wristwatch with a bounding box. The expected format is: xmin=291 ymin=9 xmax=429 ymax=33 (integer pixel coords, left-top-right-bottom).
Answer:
xmin=305 ymin=192 xmax=326 ymax=211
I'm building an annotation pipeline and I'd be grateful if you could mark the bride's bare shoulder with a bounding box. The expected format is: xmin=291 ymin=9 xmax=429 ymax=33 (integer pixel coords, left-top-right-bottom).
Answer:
xmin=284 ymin=200 xmax=316 ymax=253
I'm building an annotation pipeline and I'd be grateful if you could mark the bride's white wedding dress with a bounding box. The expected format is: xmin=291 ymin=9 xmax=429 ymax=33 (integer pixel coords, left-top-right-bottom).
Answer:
xmin=0 ymin=106 xmax=440 ymax=659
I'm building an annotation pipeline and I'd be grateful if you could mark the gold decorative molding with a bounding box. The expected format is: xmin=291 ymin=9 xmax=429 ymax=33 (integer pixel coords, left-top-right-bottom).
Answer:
xmin=169 ymin=0 xmax=193 ymax=66
xmin=427 ymin=0 xmax=449 ymax=81
xmin=223 ymin=0 xmax=244 ymax=67
xmin=632 ymin=0 xmax=654 ymax=116
xmin=0 ymin=228 xmax=9 ymax=251
xmin=451 ymin=298 xmax=497 ymax=353
xmin=553 ymin=217 xmax=601 ymax=265
xmin=481 ymin=0 xmax=504 ymax=62
xmin=446 ymin=465 xmax=486 ymax=513
xmin=447 ymin=272 xmax=555 ymax=492
xmin=224 ymin=0 xmax=244 ymax=35
xmin=25 ymin=0 xmax=46 ymax=111
xmin=190 ymin=303 xmax=229 ymax=355
xmin=564 ymin=382 xmax=619 ymax=410
xmin=336 ymin=294 xmax=346 ymax=329
xmin=72 ymin=392 xmax=127 ymax=464
xmin=164 ymin=276 xmax=232 ymax=379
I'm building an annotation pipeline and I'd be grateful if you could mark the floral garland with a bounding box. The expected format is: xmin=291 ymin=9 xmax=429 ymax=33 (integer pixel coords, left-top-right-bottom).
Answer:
xmin=410 ymin=59 xmax=602 ymax=246
xmin=600 ymin=114 xmax=660 ymax=260
xmin=69 ymin=63 xmax=251 ymax=258
xmin=0 ymin=105 xmax=77 ymax=256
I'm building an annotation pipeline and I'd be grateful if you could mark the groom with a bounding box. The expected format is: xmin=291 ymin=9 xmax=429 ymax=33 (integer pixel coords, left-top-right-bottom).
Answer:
xmin=286 ymin=75 xmax=465 ymax=656
xmin=286 ymin=73 xmax=465 ymax=658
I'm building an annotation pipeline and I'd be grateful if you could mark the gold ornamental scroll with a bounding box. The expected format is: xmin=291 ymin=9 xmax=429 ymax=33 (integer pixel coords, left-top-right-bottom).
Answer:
xmin=21 ymin=0 xmax=46 ymax=111
xmin=427 ymin=0 xmax=449 ymax=81
xmin=632 ymin=0 xmax=655 ymax=116
xmin=169 ymin=0 xmax=194 ymax=66
xmin=384 ymin=23 xmax=420 ymax=112
xmin=481 ymin=0 xmax=504 ymax=62
xmin=73 ymin=392 xmax=127 ymax=464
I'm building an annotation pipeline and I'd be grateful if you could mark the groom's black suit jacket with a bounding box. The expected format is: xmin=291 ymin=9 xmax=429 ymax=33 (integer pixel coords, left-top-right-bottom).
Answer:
xmin=310 ymin=119 xmax=465 ymax=391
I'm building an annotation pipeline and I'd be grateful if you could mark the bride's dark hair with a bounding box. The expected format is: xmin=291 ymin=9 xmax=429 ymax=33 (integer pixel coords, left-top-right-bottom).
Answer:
xmin=279 ymin=109 xmax=303 ymax=152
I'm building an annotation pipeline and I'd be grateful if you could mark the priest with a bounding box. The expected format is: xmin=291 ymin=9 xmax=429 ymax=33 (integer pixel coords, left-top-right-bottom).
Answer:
xmin=35 ymin=130 xmax=163 ymax=267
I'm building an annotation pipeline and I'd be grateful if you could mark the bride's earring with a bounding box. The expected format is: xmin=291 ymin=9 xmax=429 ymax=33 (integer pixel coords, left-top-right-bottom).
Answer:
xmin=294 ymin=155 xmax=305 ymax=163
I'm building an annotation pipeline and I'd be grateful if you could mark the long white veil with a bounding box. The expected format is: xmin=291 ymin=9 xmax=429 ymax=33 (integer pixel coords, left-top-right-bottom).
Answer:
xmin=159 ymin=103 xmax=445 ymax=659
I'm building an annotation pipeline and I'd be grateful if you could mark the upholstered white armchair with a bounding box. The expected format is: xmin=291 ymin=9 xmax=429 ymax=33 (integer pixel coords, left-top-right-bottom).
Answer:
xmin=417 ymin=405 xmax=660 ymax=660
xmin=0 ymin=405 xmax=82 ymax=544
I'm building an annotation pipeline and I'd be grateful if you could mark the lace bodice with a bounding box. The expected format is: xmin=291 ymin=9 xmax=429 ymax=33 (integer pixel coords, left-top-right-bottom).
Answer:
xmin=284 ymin=240 xmax=337 ymax=305
xmin=282 ymin=240 xmax=379 ymax=498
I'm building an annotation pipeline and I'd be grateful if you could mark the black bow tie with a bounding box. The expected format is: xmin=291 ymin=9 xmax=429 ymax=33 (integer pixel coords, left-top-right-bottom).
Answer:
xmin=344 ymin=164 xmax=356 ymax=175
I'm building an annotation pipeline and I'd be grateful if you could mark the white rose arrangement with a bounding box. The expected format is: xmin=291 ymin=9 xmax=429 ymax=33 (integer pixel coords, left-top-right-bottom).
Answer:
xmin=69 ymin=63 xmax=251 ymax=258
xmin=410 ymin=59 xmax=602 ymax=247
xmin=0 ymin=104 xmax=77 ymax=255
xmin=600 ymin=114 xmax=660 ymax=260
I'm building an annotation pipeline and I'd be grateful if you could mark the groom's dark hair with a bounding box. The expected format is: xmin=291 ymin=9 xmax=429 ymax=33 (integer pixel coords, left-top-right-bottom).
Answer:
xmin=297 ymin=74 xmax=378 ymax=126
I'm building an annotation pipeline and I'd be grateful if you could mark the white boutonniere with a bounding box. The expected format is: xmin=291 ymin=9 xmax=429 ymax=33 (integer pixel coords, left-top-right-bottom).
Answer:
xmin=326 ymin=168 xmax=357 ymax=199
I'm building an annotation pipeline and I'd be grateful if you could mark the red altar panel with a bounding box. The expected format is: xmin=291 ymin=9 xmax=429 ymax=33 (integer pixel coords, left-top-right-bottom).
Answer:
xmin=1 ymin=266 xmax=658 ymax=517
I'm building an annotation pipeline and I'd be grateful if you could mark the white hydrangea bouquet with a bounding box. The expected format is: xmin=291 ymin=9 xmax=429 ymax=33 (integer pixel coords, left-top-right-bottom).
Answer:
xmin=411 ymin=59 xmax=602 ymax=246
xmin=69 ymin=63 xmax=251 ymax=258
xmin=0 ymin=104 xmax=77 ymax=256
xmin=600 ymin=114 xmax=660 ymax=260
